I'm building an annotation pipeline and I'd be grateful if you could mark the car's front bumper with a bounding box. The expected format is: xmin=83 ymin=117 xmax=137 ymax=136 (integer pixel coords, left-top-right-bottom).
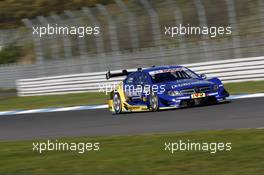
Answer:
xmin=159 ymin=90 xmax=229 ymax=108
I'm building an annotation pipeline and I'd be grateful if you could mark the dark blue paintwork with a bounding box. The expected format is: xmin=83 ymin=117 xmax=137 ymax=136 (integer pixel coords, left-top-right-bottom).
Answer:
xmin=122 ymin=66 xmax=229 ymax=108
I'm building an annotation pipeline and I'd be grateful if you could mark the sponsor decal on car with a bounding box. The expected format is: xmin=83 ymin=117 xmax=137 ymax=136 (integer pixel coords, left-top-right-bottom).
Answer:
xmin=149 ymin=68 xmax=182 ymax=75
xmin=171 ymin=81 xmax=213 ymax=88
xmin=191 ymin=93 xmax=206 ymax=99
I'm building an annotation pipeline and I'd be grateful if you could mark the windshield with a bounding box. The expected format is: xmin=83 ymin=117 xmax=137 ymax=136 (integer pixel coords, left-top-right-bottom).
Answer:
xmin=151 ymin=68 xmax=199 ymax=83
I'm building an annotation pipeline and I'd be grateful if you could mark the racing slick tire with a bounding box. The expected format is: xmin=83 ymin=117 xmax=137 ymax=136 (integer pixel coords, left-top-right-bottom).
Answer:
xmin=222 ymin=88 xmax=230 ymax=97
xmin=113 ymin=93 xmax=122 ymax=114
xmin=149 ymin=92 xmax=159 ymax=112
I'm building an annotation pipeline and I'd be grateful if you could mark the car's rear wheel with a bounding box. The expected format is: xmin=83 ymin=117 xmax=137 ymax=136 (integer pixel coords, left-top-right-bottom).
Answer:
xmin=113 ymin=93 xmax=122 ymax=114
xmin=149 ymin=92 xmax=159 ymax=111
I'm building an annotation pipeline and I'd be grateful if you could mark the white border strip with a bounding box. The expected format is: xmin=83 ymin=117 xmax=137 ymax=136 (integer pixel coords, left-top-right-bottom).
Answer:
xmin=227 ymin=93 xmax=264 ymax=100
xmin=0 ymin=105 xmax=108 ymax=116
xmin=0 ymin=93 xmax=263 ymax=116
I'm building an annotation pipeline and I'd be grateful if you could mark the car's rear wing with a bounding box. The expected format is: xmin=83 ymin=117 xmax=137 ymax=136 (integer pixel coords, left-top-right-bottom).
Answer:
xmin=106 ymin=70 xmax=133 ymax=80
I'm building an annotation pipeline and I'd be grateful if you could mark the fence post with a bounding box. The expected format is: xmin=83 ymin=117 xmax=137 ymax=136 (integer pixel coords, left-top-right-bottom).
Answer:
xmin=259 ymin=0 xmax=264 ymax=39
xmin=193 ymin=0 xmax=212 ymax=60
xmin=167 ymin=0 xmax=188 ymax=62
xmin=139 ymin=0 xmax=161 ymax=48
xmin=37 ymin=16 xmax=59 ymax=60
xmin=22 ymin=18 xmax=44 ymax=64
xmin=258 ymin=0 xmax=264 ymax=56
xmin=50 ymin=13 xmax=73 ymax=59
xmin=114 ymin=0 xmax=139 ymax=50
xmin=64 ymin=10 xmax=88 ymax=59
xmin=0 ymin=31 xmax=3 ymax=50
xmin=225 ymin=0 xmax=241 ymax=58
xmin=82 ymin=7 xmax=105 ymax=55
xmin=96 ymin=4 xmax=120 ymax=54
xmin=82 ymin=7 xmax=108 ymax=70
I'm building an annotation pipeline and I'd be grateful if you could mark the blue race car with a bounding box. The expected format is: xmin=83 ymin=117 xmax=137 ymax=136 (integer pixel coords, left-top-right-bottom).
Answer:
xmin=106 ymin=65 xmax=229 ymax=114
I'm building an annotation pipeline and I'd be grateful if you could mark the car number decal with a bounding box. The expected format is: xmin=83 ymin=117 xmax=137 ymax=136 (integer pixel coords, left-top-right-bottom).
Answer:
xmin=191 ymin=93 xmax=206 ymax=99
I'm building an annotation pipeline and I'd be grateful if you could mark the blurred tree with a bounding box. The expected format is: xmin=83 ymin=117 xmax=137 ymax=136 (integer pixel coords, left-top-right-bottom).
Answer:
xmin=0 ymin=44 xmax=22 ymax=64
xmin=0 ymin=0 xmax=113 ymax=29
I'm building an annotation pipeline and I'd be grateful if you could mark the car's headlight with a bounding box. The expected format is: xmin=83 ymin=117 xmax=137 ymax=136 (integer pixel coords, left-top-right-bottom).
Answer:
xmin=168 ymin=90 xmax=181 ymax=96
xmin=213 ymin=84 xmax=219 ymax=91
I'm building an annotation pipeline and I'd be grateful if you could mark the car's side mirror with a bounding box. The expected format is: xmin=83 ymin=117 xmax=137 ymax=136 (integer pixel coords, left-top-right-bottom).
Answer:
xmin=200 ymin=74 xmax=207 ymax=79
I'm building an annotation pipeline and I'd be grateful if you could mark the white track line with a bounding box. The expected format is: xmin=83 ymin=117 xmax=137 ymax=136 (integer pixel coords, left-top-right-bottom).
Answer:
xmin=0 ymin=94 xmax=263 ymax=116
xmin=228 ymin=93 xmax=264 ymax=100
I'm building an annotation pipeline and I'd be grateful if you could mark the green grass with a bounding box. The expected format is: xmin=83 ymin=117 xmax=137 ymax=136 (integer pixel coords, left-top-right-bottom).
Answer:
xmin=0 ymin=81 xmax=263 ymax=111
xmin=0 ymin=88 xmax=16 ymax=94
xmin=0 ymin=129 xmax=263 ymax=175
xmin=224 ymin=81 xmax=264 ymax=94
xmin=0 ymin=92 xmax=108 ymax=111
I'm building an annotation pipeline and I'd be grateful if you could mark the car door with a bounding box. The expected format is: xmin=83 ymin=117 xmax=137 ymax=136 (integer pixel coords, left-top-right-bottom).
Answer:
xmin=137 ymin=72 xmax=151 ymax=96
xmin=134 ymin=72 xmax=153 ymax=103
xmin=123 ymin=72 xmax=144 ymax=102
xmin=123 ymin=73 xmax=140 ymax=101
xmin=130 ymin=72 xmax=143 ymax=101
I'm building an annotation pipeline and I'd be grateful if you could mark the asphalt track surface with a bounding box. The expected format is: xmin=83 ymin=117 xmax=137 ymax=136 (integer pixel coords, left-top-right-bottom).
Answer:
xmin=0 ymin=97 xmax=263 ymax=141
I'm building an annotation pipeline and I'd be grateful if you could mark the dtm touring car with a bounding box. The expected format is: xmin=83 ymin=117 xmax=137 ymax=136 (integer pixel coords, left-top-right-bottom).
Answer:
xmin=106 ymin=66 xmax=229 ymax=114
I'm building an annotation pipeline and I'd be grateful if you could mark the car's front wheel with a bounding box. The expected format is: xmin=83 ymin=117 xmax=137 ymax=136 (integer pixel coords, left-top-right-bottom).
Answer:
xmin=149 ymin=92 xmax=159 ymax=111
xmin=113 ymin=93 xmax=122 ymax=114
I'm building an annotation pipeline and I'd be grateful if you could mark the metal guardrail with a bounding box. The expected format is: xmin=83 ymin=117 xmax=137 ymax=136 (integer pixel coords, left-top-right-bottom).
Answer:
xmin=16 ymin=56 xmax=264 ymax=96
